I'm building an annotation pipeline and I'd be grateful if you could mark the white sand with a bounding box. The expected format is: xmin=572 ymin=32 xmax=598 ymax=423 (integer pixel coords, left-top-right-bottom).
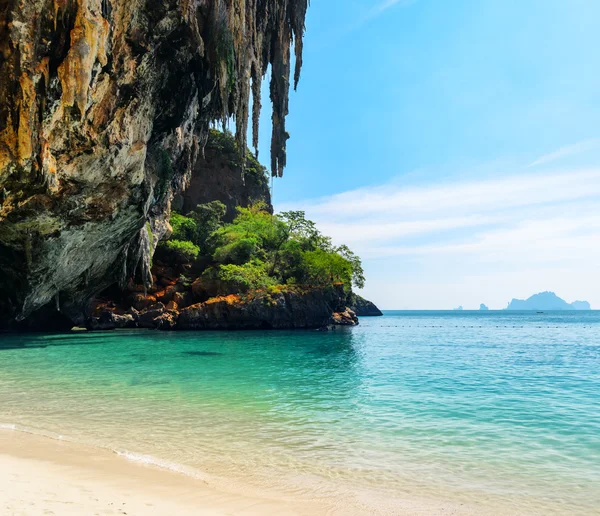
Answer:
xmin=0 ymin=429 xmax=537 ymax=516
xmin=0 ymin=430 xmax=331 ymax=516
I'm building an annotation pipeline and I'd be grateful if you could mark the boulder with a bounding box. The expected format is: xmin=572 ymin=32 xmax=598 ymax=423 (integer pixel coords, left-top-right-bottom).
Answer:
xmin=129 ymin=293 xmax=158 ymax=311
xmin=87 ymin=311 xmax=135 ymax=331
xmin=330 ymin=308 xmax=359 ymax=326
xmin=155 ymin=285 xmax=181 ymax=304
xmin=155 ymin=312 xmax=178 ymax=331
xmin=191 ymin=277 xmax=222 ymax=302
xmin=137 ymin=304 xmax=165 ymax=328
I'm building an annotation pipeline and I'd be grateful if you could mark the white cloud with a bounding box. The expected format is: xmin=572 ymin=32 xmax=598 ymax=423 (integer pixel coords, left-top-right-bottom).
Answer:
xmin=288 ymin=169 xmax=600 ymax=222
xmin=528 ymin=139 xmax=600 ymax=167
xmin=276 ymin=169 xmax=600 ymax=309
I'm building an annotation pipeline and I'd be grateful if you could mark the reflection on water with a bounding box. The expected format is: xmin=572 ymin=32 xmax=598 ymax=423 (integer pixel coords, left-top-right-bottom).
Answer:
xmin=0 ymin=313 xmax=599 ymax=514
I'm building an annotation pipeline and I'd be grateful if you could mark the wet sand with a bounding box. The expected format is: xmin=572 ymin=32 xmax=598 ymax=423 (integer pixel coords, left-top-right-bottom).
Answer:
xmin=0 ymin=430 xmax=331 ymax=516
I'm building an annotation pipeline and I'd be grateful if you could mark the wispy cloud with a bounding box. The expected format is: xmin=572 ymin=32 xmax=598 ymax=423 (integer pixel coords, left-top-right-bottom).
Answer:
xmin=332 ymin=0 xmax=420 ymax=40
xmin=369 ymin=0 xmax=419 ymax=18
xmin=277 ymin=169 xmax=600 ymax=261
xmin=528 ymin=139 xmax=600 ymax=167
xmin=278 ymin=167 xmax=600 ymax=308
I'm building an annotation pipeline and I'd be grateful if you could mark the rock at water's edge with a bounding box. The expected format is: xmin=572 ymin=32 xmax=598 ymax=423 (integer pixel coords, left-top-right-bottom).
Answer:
xmin=347 ymin=293 xmax=383 ymax=317
xmin=178 ymin=286 xmax=355 ymax=330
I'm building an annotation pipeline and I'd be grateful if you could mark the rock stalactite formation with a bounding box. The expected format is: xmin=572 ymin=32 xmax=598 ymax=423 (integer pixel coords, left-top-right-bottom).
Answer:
xmin=0 ymin=0 xmax=308 ymax=329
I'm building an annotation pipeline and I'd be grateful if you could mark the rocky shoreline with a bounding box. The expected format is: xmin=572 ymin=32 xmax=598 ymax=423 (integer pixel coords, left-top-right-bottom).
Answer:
xmin=86 ymin=264 xmax=360 ymax=332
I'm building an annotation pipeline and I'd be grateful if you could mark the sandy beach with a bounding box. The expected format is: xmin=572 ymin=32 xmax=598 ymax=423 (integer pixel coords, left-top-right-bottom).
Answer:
xmin=0 ymin=430 xmax=332 ymax=516
xmin=0 ymin=427 xmax=579 ymax=516
xmin=0 ymin=428 xmax=508 ymax=516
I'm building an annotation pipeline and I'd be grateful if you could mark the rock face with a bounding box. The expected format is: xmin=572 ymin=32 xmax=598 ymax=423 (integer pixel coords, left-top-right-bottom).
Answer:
xmin=178 ymin=286 xmax=352 ymax=330
xmin=179 ymin=131 xmax=271 ymax=221
xmin=329 ymin=308 xmax=359 ymax=326
xmin=347 ymin=293 xmax=383 ymax=317
xmin=0 ymin=0 xmax=308 ymax=330
xmin=85 ymin=263 xmax=358 ymax=331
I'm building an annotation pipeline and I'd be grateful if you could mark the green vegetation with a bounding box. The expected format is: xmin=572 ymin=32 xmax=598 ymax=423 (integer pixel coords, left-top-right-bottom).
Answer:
xmin=207 ymin=130 xmax=268 ymax=184
xmin=158 ymin=202 xmax=365 ymax=293
xmin=161 ymin=240 xmax=200 ymax=262
xmin=215 ymin=261 xmax=276 ymax=292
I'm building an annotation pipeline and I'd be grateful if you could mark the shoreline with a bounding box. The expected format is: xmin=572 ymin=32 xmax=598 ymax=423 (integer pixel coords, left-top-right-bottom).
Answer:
xmin=0 ymin=427 xmax=523 ymax=516
xmin=0 ymin=429 xmax=333 ymax=516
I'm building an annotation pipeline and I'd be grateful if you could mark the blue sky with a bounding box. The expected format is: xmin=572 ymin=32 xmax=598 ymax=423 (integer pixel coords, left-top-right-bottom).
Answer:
xmin=257 ymin=0 xmax=600 ymax=309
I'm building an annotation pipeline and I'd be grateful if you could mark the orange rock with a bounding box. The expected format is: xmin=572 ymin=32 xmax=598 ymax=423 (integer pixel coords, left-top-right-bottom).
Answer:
xmin=130 ymin=293 xmax=157 ymax=311
xmin=159 ymin=276 xmax=178 ymax=287
xmin=155 ymin=284 xmax=180 ymax=303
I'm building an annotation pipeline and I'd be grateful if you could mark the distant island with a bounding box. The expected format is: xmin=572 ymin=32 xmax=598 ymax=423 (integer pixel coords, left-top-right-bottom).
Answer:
xmin=480 ymin=304 xmax=489 ymax=311
xmin=571 ymin=301 xmax=592 ymax=310
xmin=453 ymin=306 xmax=464 ymax=311
xmin=506 ymin=292 xmax=591 ymax=311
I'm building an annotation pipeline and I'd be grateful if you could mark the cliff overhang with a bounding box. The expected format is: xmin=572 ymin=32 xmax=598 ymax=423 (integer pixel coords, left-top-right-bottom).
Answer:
xmin=0 ymin=0 xmax=309 ymax=329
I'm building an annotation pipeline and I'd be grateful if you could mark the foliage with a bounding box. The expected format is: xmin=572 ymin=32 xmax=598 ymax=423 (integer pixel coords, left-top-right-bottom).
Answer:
xmin=216 ymin=261 xmax=275 ymax=292
xmin=167 ymin=201 xmax=226 ymax=253
xmin=210 ymin=205 xmax=364 ymax=291
xmin=300 ymin=249 xmax=353 ymax=288
xmin=212 ymin=202 xmax=287 ymax=253
xmin=170 ymin=213 xmax=198 ymax=243
xmin=207 ymin=130 xmax=268 ymax=184
xmin=161 ymin=202 xmax=365 ymax=293
xmin=187 ymin=200 xmax=226 ymax=253
xmin=161 ymin=240 xmax=200 ymax=263
xmin=213 ymin=237 xmax=259 ymax=265
xmin=335 ymin=245 xmax=365 ymax=290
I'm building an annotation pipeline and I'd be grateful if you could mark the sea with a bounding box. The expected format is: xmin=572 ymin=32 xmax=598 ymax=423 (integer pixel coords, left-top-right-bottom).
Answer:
xmin=1 ymin=311 xmax=599 ymax=515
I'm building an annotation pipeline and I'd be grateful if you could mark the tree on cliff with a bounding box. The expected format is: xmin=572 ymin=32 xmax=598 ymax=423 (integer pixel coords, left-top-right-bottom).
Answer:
xmin=159 ymin=203 xmax=365 ymax=294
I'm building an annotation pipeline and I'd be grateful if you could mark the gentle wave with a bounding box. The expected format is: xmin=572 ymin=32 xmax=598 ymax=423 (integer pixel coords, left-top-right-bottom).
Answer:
xmin=0 ymin=422 xmax=68 ymax=441
xmin=114 ymin=449 xmax=210 ymax=481
xmin=0 ymin=422 xmax=208 ymax=482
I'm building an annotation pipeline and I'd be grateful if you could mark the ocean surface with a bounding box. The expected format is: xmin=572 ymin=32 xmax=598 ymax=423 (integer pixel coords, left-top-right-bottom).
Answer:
xmin=1 ymin=311 xmax=599 ymax=515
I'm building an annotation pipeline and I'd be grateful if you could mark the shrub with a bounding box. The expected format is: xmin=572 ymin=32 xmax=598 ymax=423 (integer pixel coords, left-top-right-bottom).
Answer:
xmin=159 ymin=240 xmax=200 ymax=263
xmin=216 ymin=261 xmax=275 ymax=292
xmin=213 ymin=237 xmax=259 ymax=265
xmin=170 ymin=213 xmax=198 ymax=243
xmin=301 ymin=249 xmax=353 ymax=289
xmin=186 ymin=201 xmax=226 ymax=253
xmin=213 ymin=203 xmax=286 ymax=252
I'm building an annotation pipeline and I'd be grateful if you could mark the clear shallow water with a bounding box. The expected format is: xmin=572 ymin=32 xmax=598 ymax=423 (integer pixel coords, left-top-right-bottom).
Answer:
xmin=1 ymin=311 xmax=599 ymax=514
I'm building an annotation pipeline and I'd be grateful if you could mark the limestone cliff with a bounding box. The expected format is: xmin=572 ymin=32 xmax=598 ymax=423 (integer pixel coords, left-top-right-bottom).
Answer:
xmin=0 ymin=0 xmax=308 ymax=329
xmin=177 ymin=130 xmax=271 ymax=222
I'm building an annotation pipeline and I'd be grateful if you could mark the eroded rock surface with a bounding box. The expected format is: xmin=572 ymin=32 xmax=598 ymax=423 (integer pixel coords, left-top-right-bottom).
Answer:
xmin=87 ymin=263 xmax=357 ymax=331
xmin=0 ymin=0 xmax=308 ymax=329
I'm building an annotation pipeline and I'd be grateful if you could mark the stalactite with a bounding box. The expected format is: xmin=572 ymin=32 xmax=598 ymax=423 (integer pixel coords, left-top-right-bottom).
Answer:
xmin=206 ymin=0 xmax=309 ymax=177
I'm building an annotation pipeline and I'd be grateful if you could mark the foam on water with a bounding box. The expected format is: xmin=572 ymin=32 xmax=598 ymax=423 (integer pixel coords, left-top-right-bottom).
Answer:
xmin=114 ymin=449 xmax=211 ymax=481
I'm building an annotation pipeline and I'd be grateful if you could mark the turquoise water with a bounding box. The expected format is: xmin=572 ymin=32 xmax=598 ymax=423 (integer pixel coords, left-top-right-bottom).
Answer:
xmin=1 ymin=311 xmax=599 ymax=514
